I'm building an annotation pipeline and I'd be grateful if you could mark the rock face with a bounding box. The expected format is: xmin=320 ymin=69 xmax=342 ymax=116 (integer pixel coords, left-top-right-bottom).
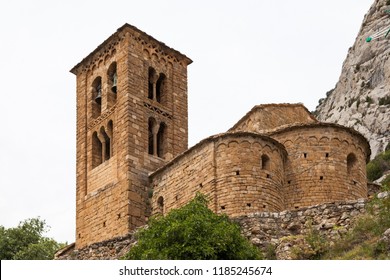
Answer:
xmin=315 ymin=0 xmax=390 ymax=158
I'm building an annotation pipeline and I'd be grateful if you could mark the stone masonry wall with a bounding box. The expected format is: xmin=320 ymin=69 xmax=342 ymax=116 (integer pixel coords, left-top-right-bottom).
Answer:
xmin=237 ymin=199 xmax=367 ymax=259
xmin=270 ymin=124 xmax=369 ymax=210
xmin=214 ymin=135 xmax=286 ymax=215
xmin=72 ymin=24 xmax=191 ymax=249
xmin=151 ymin=132 xmax=287 ymax=215
xmin=151 ymin=139 xmax=217 ymax=215
xmin=56 ymin=199 xmax=367 ymax=260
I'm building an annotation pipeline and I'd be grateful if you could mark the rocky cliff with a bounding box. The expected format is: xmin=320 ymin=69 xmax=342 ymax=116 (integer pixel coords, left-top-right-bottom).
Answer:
xmin=315 ymin=0 xmax=390 ymax=158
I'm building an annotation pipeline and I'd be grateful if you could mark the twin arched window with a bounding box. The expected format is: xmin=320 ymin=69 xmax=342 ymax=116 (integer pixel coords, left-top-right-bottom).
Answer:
xmin=148 ymin=117 xmax=167 ymax=158
xmin=92 ymin=120 xmax=114 ymax=169
xmin=91 ymin=62 xmax=117 ymax=118
xmin=148 ymin=67 xmax=166 ymax=104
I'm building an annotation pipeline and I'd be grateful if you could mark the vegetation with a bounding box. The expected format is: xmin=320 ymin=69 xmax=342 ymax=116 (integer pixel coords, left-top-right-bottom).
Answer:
xmin=321 ymin=188 xmax=390 ymax=260
xmin=366 ymin=148 xmax=390 ymax=181
xmin=123 ymin=193 xmax=262 ymax=260
xmin=365 ymin=96 xmax=374 ymax=105
xmin=379 ymin=95 xmax=390 ymax=106
xmin=0 ymin=217 xmax=64 ymax=260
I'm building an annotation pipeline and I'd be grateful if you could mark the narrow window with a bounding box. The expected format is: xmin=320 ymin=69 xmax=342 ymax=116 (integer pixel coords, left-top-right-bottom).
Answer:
xmin=261 ymin=154 xmax=270 ymax=170
xmin=100 ymin=127 xmax=110 ymax=161
xmin=157 ymin=122 xmax=166 ymax=158
xmin=303 ymin=153 xmax=307 ymax=158
xmin=148 ymin=118 xmax=156 ymax=155
xmin=92 ymin=132 xmax=102 ymax=168
xmin=347 ymin=153 xmax=357 ymax=174
xmin=148 ymin=68 xmax=156 ymax=100
xmin=325 ymin=153 xmax=329 ymax=158
xmin=92 ymin=77 xmax=102 ymax=118
xmin=107 ymin=62 xmax=117 ymax=107
xmin=156 ymin=73 xmax=166 ymax=103
xmin=107 ymin=120 xmax=114 ymax=156
xmin=157 ymin=196 xmax=164 ymax=214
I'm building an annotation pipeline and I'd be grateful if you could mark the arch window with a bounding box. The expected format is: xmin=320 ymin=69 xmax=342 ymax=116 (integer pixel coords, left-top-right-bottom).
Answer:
xmin=156 ymin=73 xmax=166 ymax=103
xmin=157 ymin=196 xmax=164 ymax=214
xmin=107 ymin=62 xmax=117 ymax=107
xmin=148 ymin=118 xmax=167 ymax=159
xmin=92 ymin=132 xmax=102 ymax=168
xmin=91 ymin=121 xmax=114 ymax=169
xmin=147 ymin=68 xmax=167 ymax=104
xmin=148 ymin=118 xmax=157 ymax=155
xmin=92 ymin=77 xmax=102 ymax=118
xmin=261 ymin=154 xmax=270 ymax=170
xmin=347 ymin=153 xmax=357 ymax=175
xmin=157 ymin=122 xmax=166 ymax=158
xmin=100 ymin=127 xmax=111 ymax=161
xmin=148 ymin=68 xmax=157 ymax=100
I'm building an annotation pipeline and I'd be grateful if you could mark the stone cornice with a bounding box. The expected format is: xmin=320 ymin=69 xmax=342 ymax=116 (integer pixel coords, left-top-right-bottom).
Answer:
xmin=70 ymin=23 xmax=192 ymax=75
xmin=149 ymin=131 xmax=287 ymax=178
xmin=268 ymin=122 xmax=371 ymax=162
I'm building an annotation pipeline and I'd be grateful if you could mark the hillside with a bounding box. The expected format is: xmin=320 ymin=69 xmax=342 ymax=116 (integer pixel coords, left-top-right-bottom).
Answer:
xmin=315 ymin=0 xmax=390 ymax=158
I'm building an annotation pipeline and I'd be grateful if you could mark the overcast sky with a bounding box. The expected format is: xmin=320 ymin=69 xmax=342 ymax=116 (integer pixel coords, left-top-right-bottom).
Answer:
xmin=0 ymin=0 xmax=374 ymax=244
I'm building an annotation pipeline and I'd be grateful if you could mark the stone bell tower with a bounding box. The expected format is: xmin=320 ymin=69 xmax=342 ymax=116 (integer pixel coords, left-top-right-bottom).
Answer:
xmin=70 ymin=24 xmax=192 ymax=248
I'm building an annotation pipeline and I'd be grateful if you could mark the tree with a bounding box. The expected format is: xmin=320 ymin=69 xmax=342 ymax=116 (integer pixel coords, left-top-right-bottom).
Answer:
xmin=124 ymin=193 xmax=262 ymax=260
xmin=0 ymin=217 xmax=64 ymax=260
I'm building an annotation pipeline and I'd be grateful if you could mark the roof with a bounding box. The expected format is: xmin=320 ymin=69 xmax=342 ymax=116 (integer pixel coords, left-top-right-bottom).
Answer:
xmin=229 ymin=103 xmax=318 ymax=132
xmin=70 ymin=23 xmax=192 ymax=74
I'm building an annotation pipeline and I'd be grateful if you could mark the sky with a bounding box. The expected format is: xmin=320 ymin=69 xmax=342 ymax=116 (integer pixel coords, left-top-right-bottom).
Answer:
xmin=0 ymin=0 xmax=374 ymax=244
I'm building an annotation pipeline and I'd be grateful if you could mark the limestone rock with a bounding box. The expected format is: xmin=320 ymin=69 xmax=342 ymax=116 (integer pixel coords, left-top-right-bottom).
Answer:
xmin=315 ymin=0 xmax=390 ymax=158
xmin=378 ymin=228 xmax=390 ymax=252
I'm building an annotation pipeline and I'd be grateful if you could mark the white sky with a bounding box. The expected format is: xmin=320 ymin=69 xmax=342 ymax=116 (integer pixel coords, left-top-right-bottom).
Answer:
xmin=0 ymin=0 xmax=374 ymax=244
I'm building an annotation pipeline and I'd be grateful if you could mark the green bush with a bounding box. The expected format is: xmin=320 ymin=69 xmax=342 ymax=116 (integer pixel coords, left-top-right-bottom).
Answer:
xmin=123 ymin=193 xmax=262 ymax=260
xmin=366 ymin=150 xmax=390 ymax=181
xmin=379 ymin=95 xmax=390 ymax=106
xmin=367 ymin=161 xmax=383 ymax=181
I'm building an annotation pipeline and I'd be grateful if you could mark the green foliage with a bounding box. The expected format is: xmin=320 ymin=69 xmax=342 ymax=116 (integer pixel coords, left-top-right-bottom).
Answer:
xmin=322 ymin=190 xmax=390 ymax=260
xmin=366 ymin=149 xmax=390 ymax=181
xmin=123 ymin=194 xmax=262 ymax=260
xmin=379 ymin=95 xmax=390 ymax=106
xmin=365 ymin=96 xmax=374 ymax=105
xmin=382 ymin=174 xmax=390 ymax=188
xmin=0 ymin=217 xmax=64 ymax=260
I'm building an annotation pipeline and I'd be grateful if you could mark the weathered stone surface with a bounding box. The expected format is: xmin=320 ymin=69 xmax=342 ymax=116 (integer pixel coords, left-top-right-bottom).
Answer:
xmin=379 ymin=228 xmax=390 ymax=251
xmin=236 ymin=199 xmax=368 ymax=258
xmin=315 ymin=0 xmax=390 ymax=158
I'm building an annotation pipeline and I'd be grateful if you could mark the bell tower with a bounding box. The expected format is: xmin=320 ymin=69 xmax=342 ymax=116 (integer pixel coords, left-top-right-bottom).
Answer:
xmin=70 ymin=24 xmax=192 ymax=248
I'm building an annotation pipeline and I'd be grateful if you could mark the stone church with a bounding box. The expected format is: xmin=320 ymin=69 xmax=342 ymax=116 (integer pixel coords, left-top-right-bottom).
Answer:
xmin=69 ymin=23 xmax=370 ymax=250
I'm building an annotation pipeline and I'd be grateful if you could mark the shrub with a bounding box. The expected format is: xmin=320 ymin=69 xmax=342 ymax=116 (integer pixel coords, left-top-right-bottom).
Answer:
xmin=366 ymin=150 xmax=390 ymax=181
xmin=379 ymin=95 xmax=390 ymax=106
xmin=367 ymin=161 xmax=383 ymax=181
xmin=123 ymin=193 xmax=262 ymax=260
